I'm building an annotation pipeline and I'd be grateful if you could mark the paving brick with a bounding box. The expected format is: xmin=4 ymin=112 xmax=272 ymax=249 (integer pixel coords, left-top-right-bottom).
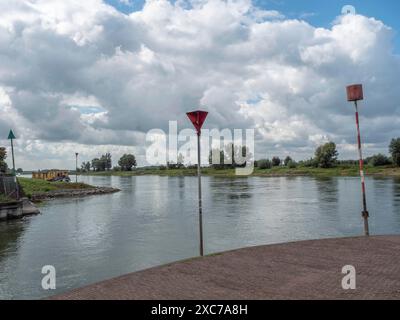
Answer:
xmin=51 ymin=236 xmax=400 ymax=300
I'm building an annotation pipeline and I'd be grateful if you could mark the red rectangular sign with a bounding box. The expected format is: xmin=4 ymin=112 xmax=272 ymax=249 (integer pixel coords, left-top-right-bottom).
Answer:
xmin=346 ymin=84 xmax=364 ymax=101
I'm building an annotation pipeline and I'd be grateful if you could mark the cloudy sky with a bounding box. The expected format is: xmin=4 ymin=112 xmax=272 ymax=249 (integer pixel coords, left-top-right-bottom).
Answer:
xmin=0 ymin=0 xmax=399 ymax=170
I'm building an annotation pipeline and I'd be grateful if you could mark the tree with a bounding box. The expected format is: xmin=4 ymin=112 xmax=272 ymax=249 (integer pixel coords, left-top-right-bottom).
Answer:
xmin=299 ymin=158 xmax=316 ymax=168
xmin=236 ymin=145 xmax=252 ymax=168
xmin=284 ymin=156 xmax=293 ymax=166
xmin=389 ymin=138 xmax=400 ymax=167
xmin=224 ymin=143 xmax=252 ymax=168
xmin=209 ymin=144 xmax=252 ymax=169
xmin=223 ymin=143 xmax=235 ymax=168
xmin=91 ymin=154 xmax=112 ymax=171
xmin=258 ymin=159 xmax=272 ymax=170
xmin=177 ymin=153 xmax=185 ymax=169
xmin=209 ymin=148 xmax=226 ymax=169
xmin=16 ymin=168 xmax=23 ymax=174
xmin=0 ymin=147 xmax=7 ymax=173
xmin=81 ymin=161 xmax=91 ymax=172
xmin=272 ymin=157 xmax=281 ymax=167
xmin=287 ymin=160 xmax=297 ymax=169
xmin=0 ymin=147 xmax=6 ymax=161
xmin=167 ymin=153 xmax=184 ymax=169
xmin=370 ymin=154 xmax=391 ymax=167
xmin=101 ymin=153 xmax=112 ymax=171
xmin=118 ymin=154 xmax=137 ymax=171
xmin=314 ymin=142 xmax=338 ymax=168
xmin=91 ymin=158 xmax=103 ymax=171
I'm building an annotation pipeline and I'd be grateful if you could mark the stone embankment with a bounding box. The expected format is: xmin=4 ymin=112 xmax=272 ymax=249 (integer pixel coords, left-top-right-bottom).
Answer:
xmin=0 ymin=198 xmax=40 ymax=221
xmin=30 ymin=187 xmax=120 ymax=202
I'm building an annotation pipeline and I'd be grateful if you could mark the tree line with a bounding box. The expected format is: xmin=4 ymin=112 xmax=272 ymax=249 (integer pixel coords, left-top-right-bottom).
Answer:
xmin=255 ymin=138 xmax=400 ymax=169
xmin=80 ymin=153 xmax=137 ymax=172
xmin=208 ymin=143 xmax=252 ymax=169
xmin=0 ymin=147 xmax=23 ymax=173
xmin=0 ymin=147 xmax=7 ymax=173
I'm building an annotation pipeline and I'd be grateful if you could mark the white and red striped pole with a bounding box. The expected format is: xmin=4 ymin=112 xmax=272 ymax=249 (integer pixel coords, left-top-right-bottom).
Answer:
xmin=347 ymin=84 xmax=369 ymax=236
xmin=354 ymin=100 xmax=369 ymax=236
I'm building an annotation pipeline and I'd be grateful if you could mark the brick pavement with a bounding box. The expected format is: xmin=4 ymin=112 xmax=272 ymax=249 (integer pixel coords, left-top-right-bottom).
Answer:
xmin=51 ymin=236 xmax=400 ymax=300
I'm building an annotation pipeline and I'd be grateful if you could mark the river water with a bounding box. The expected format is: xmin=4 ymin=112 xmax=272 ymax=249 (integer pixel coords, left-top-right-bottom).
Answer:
xmin=0 ymin=175 xmax=399 ymax=299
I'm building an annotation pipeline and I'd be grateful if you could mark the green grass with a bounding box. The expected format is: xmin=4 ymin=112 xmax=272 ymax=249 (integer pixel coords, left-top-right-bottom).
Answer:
xmin=253 ymin=166 xmax=361 ymax=177
xmin=18 ymin=178 xmax=94 ymax=198
xmin=82 ymin=165 xmax=400 ymax=178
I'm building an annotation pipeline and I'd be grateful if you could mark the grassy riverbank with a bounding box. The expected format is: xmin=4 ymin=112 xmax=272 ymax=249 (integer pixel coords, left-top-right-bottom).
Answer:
xmin=82 ymin=165 xmax=400 ymax=178
xmin=18 ymin=178 xmax=94 ymax=199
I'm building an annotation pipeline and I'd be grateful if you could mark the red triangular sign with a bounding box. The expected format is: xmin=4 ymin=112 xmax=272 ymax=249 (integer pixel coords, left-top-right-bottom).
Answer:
xmin=186 ymin=110 xmax=208 ymax=134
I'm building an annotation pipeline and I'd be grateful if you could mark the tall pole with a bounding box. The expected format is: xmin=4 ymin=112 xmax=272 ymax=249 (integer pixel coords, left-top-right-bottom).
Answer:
xmin=197 ymin=132 xmax=204 ymax=257
xmin=354 ymin=100 xmax=369 ymax=236
xmin=187 ymin=110 xmax=208 ymax=257
xmin=11 ymin=138 xmax=19 ymax=199
xmin=8 ymin=130 xmax=19 ymax=200
xmin=75 ymin=153 xmax=78 ymax=183
xmin=10 ymin=138 xmax=16 ymax=175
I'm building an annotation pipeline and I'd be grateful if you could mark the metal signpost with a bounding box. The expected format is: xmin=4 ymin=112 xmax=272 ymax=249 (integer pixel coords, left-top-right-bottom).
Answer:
xmin=7 ymin=129 xmax=19 ymax=199
xmin=186 ymin=110 xmax=208 ymax=256
xmin=75 ymin=152 xmax=79 ymax=183
xmin=346 ymin=84 xmax=370 ymax=236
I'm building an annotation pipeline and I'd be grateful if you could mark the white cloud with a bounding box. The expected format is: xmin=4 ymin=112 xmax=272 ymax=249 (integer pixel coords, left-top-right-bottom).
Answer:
xmin=0 ymin=0 xmax=399 ymax=169
xmin=119 ymin=0 xmax=133 ymax=5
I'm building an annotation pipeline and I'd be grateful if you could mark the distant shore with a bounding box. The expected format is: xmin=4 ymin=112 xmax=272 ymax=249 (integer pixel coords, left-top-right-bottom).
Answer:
xmin=81 ymin=165 xmax=400 ymax=178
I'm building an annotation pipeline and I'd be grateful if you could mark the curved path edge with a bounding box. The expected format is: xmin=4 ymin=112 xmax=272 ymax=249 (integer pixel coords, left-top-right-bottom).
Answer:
xmin=50 ymin=235 xmax=400 ymax=300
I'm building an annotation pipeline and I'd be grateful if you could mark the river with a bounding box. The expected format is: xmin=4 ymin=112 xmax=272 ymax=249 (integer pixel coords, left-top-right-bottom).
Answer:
xmin=0 ymin=175 xmax=399 ymax=299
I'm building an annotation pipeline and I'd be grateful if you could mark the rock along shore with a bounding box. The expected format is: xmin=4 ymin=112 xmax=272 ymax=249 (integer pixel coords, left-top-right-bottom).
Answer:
xmin=0 ymin=198 xmax=41 ymax=221
xmin=31 ymin=187 xmax=120 ymax=202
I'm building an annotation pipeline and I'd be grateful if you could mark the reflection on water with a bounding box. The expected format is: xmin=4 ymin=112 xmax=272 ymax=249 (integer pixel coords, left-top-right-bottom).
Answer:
xmin=210 ymin=178 xmax=252 ymax=202
xmin=316 ymin=177 xmax=338 ymax=203
xmin=0 ymin=220 xmax=27 ymax=254
xmin=0 ymin=176 xmax=400 ymax=299
xmin=393 ymin=179 xmax=400 ymax=205
xmin=0 ymin=219 xmax=30 ymax=300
